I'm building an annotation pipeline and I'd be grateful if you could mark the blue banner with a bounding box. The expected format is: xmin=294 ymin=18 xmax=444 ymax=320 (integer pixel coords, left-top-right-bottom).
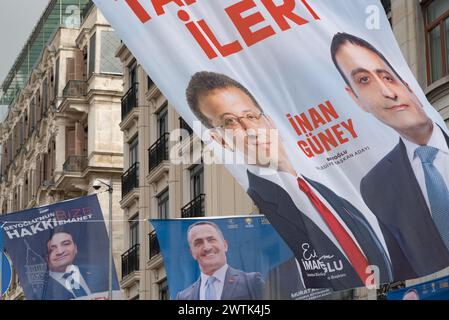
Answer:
xmin=0 ymin=195 xmax=121 ymax=300
xmin=151 ymin=216 xmax=333 ymax=300
xmin=388 ymin=276 xmax=449 ymax=300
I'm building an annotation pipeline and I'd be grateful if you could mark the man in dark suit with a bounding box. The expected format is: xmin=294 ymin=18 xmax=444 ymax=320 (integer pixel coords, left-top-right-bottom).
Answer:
xmin=331 ymin=32 xmax=449 ymax=278
xmin=176 ymin=221 xmax=264 ymax=300
xmin=41 ymin=230 xmax=109 ymax=300
xmin=185 ymin=71 xmax=394 ymax=290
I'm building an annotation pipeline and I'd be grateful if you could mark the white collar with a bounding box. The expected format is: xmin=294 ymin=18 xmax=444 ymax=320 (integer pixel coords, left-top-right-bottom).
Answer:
xmin=49 ymin=264 xmax=80 ymax=281
xmin=200 ymin=264 xmax=228 ymax=285
xmin=402 ymin=124 xmax=449 ymax=162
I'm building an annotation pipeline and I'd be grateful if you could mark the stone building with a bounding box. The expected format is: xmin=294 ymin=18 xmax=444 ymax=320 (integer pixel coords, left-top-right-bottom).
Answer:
xmin=0 ymin=0 xmax=124 ymax=299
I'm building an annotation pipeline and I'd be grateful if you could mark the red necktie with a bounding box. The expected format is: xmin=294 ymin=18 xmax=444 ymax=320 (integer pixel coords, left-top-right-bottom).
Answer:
xmin=297 ymin=176 xmax=371 ymax=285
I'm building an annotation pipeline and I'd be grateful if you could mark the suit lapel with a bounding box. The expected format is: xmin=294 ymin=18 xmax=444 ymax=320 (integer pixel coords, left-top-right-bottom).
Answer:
xmin=220 ymin=267 xmax=239 ymax=300
xmin=441 ymin=126 xmax=449 ymax=147
xmin=395 ymin=139 xmax=431 ymax=215
xmin=246 ymin=170 xmax=307 ymax=228
xmin=191 ymin=278 xmax=201 ymax=300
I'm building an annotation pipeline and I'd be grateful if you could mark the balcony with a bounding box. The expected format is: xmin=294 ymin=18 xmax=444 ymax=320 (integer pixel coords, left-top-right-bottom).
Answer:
xmin=181 ymin=194 xmax=206 ymax=218
xmin=149 ymin=231 xmax=160 ymax=260
xmin=122 ymin=162 xmax=139 ymax=198
xmin=121 ymin=244 xmax=139 ymax=278
xmin=62 ymin=80 xmax=87 ymax=98
xmin=148 ymin=133 xmax=169 ymax=172
xmin=62 ymin=155 xmax=87 ymax=172
xmin=121 ymin=83 xmax=138 ymax=120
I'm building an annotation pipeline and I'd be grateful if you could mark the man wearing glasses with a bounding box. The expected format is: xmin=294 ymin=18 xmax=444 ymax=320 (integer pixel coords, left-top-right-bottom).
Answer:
xmin=186 ymin=71 xmax=393 ymax=290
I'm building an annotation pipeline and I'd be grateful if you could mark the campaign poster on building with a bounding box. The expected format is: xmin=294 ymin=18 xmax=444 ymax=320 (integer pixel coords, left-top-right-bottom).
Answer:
xmin=387 ymin=276 xmax=449 ymax=300
xmin=95 ymin=0 xmax=449 ymax=290
xmin=151 ymin=216 xmax=334 ymax=300
xmin=0 ymin=195 xmax=121 ymax=300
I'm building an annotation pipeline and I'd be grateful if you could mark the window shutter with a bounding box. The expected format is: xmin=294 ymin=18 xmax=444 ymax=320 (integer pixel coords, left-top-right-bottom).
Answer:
xmin=66 ymin=127 xmax=76 ymax=156
xmin=66 ymin=57 xmax=76 ymax=81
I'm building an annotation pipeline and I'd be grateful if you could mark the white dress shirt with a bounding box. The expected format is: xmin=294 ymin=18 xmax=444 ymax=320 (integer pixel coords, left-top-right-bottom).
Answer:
xmin=199 ymin=264 xmax=228 ymax=300
xmin=49 ymin=264 xmax=92 ymax=298
xmin=402 ymin=125 xmax=449 ymax=213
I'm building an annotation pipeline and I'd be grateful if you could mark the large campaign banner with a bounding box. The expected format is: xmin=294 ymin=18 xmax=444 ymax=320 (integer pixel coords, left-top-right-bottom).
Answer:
xmin=95 ymin=0 xmax=449 ymax=290
xmin=387 ymin=276 xmax=449 ymax=300
xmin=151 ymin=216 xmax=334 ymax=300
xmin=0 ymin=195 xmax=121 ymax=300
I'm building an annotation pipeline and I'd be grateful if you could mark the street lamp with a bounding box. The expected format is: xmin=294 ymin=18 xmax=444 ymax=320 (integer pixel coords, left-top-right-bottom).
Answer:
xmin=93 ymin=178 xmax=113 ymax=300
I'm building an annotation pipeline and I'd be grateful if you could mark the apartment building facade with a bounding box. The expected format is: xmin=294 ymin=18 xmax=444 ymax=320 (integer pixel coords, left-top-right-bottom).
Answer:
xmin=2 ymin=0 xmax=449 ymax=301
xmin=116 ymin=43 xmax=257 ymax=299
xmin=0 ymin=1 xmax=124 ymax=299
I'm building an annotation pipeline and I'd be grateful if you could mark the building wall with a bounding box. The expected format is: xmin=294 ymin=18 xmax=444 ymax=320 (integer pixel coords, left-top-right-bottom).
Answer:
xmin=117 ymin=43 xmax=256 ymax=299
xmin=0 ymin=6 xmax=124 ymax=299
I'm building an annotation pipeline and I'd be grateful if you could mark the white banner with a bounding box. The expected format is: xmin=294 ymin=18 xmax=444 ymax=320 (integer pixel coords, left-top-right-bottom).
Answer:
xmin=94 ymin=0 xmax=449 ymax=290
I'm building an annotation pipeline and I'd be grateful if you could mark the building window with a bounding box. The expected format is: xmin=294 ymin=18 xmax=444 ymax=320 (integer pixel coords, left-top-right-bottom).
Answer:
xmin=157 ymin=188 xmax=169 ymax=219
xmin=129 ymin=135 xmax=139 ymax=167
xmin=129 ymin=60 xmax=137 ymax=88
xmin=158 ymin=279 xmax=170 ymax=300
xmin=147 ymin=75 xmax=154 ymax=90
xmin=100 ymin=31 xmax=123 ymax=75
xmin=88 ymin=32 xmax=96 ymax=77
xmin=179 ymin=117 xmax=193 ymax=139
xmin=181 ymin=163 xmax=205 ymax=218
xmin=157 ymin=103 xmax=168 ymax=138
xmin=54 ymin=57 xmax=60 ymax=99
xmin=424 ymin=0 xmax=449 ymax=83
xmin=129 ymin=214 xmax=139 ymax=248
xmin=381 ymin=0 xmax=391 ymax=24
xmin=149 ymin=230 xmax=160 ymax=259
xmin=190 ymin=164 xmax=204 ymax=199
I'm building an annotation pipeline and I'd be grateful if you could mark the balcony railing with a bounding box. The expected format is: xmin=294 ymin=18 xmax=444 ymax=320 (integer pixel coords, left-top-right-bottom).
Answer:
xmin=181 ymin=194 xmax=206 ymax=218
xmin=149 ymin=133 xmax=169 ymax=172
xmin=149 ymin=231 xmax=160 ymax=259
xmin=121 ymin=244 xmax=140 ymax=278
xmin=121 ymin=83 xmax=138 ymax=120
xmin=122 ymin=162 xmax=139 ymax=197
xmin=62 ymin=80 xmax=87 ymax=98
xmin=62 ymin=155 xmax=87 ymax=172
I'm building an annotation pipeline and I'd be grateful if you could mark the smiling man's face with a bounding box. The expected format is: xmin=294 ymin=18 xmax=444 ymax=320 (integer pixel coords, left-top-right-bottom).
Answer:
xmin=47 ymin=232 xmax=78 ymax=273
xmin=188 ymin=224 xmax=228 ymax=276
xmin=198 ymin=86 xmax=279 ymax=167
xmin=335 ymin=42 xmax=430 ymax=133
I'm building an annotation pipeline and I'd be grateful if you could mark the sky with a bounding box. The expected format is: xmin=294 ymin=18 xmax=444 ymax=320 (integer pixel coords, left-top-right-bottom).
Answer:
xmin=0 ymin=0 xmax=49 ymax=87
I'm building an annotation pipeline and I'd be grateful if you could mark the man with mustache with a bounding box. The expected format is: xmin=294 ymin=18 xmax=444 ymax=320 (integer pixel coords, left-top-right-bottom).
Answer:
xmin=185 ymin=71 xmax=393 ymax=290
xmin=331 ymin=32 xmax=449 ymax=279
xmin=176 ymin=221 xmax=264 ymax=300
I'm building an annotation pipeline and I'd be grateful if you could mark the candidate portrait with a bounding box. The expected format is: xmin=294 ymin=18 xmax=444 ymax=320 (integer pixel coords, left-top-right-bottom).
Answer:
xmin=185 ymin=71 xmax=394 ymax=290
xmin=176 ymin=221 xmax=264 ymax=300
xmin=331 ymin=32 xmax=449 ymax=279
xmin=41 ymin=228 xmax=111 ymax=300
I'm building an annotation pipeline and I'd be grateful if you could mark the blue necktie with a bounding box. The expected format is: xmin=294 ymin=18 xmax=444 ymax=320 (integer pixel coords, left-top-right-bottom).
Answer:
xmin=62 ymin=270 xmax=88 ymax=298
xmin=204 ymin=276 xmax=217 ymax=300
xmin=415 ymin=146 xmax=449 ymax=249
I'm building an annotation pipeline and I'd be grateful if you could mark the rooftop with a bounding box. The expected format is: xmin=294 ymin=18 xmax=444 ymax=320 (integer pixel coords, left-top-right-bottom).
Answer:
xmin=0 ymin=0 xmax=93 ymax=108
